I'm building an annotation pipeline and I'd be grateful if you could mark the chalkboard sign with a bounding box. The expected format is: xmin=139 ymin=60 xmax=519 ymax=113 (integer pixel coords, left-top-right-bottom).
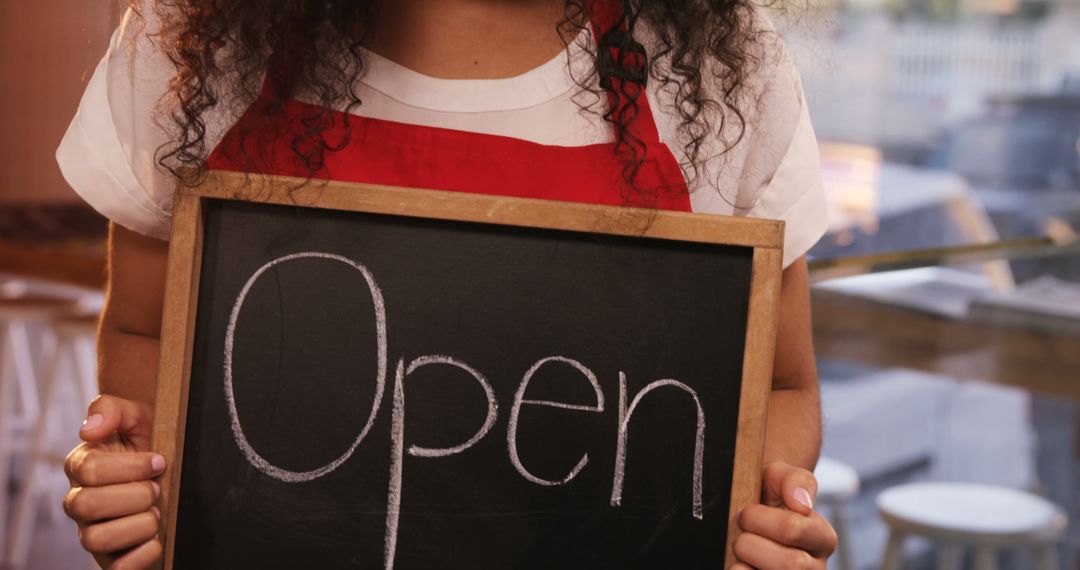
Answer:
xmin=151 ymin=171 xmax=784 ymax=570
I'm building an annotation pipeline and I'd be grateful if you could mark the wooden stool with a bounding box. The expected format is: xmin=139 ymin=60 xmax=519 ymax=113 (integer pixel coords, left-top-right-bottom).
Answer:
xmin=814 ymin=457 xmax=860 ymax=570
xmin=878 ymin=482 xmax=1067 ymax=570
xmin=0 ymin=295 xmax=76 ymax=557
xmin=4 ymin=312 xmax=100 ymax=568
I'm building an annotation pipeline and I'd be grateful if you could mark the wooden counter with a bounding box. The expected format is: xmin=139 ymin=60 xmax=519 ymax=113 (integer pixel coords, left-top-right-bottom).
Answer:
xmin=0 ymin=239 xmax=105 ymax=290
xmin=812 ymin=287 xmax=1080 ymax=403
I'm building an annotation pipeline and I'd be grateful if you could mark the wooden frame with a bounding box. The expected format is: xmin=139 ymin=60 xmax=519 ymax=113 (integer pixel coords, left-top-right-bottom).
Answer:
xmin=151 ymin=170 xmax=785 ymax=569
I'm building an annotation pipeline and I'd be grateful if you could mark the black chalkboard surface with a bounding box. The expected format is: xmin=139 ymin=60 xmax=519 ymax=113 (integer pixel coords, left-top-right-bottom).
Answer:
xmin=151 ymin=172 xmax=785 ymax=570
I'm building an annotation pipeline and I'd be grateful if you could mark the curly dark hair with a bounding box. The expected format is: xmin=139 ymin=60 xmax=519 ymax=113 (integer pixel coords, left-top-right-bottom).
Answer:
xmin=149 ymin=0 xmax=765 ymax=207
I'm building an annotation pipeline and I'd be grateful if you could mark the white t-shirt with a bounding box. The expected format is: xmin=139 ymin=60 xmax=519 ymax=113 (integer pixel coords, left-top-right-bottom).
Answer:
xmin=57 ymin=5 xmax=827 ymax=268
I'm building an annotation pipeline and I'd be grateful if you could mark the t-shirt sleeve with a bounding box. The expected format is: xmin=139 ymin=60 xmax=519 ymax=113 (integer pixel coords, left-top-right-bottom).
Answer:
xmin=744 ymin=79 xmax=829 ymax=269
xmin=676 ymin=8 xmax=829 ymax=269
xmin=56 ymin=5 xmax=176 ymax=240
xmin=738 ymin=20 xmax=829 ymax=269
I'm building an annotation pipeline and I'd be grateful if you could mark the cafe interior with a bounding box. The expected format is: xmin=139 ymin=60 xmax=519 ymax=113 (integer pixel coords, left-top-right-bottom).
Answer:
xmin=0 ymin=0 xmax=1078 ymax=568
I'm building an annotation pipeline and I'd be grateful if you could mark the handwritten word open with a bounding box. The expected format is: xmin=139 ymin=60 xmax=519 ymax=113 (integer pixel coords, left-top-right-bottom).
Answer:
xmin=224 ymin=252 xmax=706 ymax=570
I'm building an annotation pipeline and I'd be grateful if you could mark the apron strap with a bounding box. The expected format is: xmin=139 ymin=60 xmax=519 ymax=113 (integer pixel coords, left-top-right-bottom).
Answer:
xmin=585 ymin=0 xmax=664 ymax=147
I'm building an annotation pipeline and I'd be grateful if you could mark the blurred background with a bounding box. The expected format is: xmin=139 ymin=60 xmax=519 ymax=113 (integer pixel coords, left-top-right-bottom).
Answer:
xmin=0 ymin=0 xmax=1077 ymax=568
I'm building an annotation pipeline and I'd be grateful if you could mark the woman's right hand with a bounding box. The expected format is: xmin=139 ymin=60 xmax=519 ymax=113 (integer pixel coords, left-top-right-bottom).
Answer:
xmin=63 ymin=395 xmax=165 ymax=570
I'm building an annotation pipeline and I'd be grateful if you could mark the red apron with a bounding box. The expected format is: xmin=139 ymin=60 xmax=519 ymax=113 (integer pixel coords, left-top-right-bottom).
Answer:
xmin=207 ymin=0 xmax=691 ymax=212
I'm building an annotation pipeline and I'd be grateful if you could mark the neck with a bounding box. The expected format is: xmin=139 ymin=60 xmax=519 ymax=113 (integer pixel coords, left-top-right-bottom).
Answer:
xmin=364 ymin=0 xmax=579 ymax=79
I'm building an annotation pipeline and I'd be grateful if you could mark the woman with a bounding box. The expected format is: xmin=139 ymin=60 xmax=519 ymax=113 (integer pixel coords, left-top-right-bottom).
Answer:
xmin=59 ymin=0 xmax=836 ymax=568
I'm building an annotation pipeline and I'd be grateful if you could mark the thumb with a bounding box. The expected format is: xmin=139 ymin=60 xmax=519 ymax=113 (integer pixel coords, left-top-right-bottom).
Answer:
xmin=762 ymin=461 xmax=818 ymax=516
xmin=80 ymin=394 xmax=155 ymax=451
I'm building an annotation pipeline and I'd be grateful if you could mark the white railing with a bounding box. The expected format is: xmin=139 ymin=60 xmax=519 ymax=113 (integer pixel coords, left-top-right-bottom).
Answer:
xmin=887 ymin=25 xmax=1042 ymax=102
xmin=783 ymin=13 xmax=1078 ymax=144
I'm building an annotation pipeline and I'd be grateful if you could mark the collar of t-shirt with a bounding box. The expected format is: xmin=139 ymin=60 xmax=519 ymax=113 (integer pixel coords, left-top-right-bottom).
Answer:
xmin=308 ymin=29 xmax=612 ymax=147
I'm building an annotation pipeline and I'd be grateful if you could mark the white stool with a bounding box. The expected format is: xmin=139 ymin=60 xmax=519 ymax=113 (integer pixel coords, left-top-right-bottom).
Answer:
xmin=878 ymin=482 xmax=1067 ymax=570
xmin=0 ymin=295 xmax=76 ymax=557
xmin=814 ymin=457 xmax=860 ymax=570
xmin=5 ymin=312 xmax=100 ymax=567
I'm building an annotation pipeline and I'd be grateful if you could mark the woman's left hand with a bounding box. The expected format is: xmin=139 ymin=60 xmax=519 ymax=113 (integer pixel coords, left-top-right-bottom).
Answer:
xmin=732 ymin=461 xmax=838 ymax=570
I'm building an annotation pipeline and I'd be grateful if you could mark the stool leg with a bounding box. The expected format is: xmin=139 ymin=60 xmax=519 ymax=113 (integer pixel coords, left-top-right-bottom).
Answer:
xmin=1035 ymin=544 xmax=1059 ymax=570
xmin=8 ymin=321 xmax=41 ymax=428
xmin=830 ymin=505 xmax=855 ymax=570
xmin=5 ymin=335 xmax=65 ymax=567
xmin=0 ymin=323 xmax=17 ymax=558
xmin=937 ymin=544 xmax=963 ymax=570
xmin=73 ymin=335 xmax=102 ymax=570
xmin=880 ymin=529 xmax=906 ymax=570
xmin=973 ymin=546 xmax=998 ymax=570
xmin=0 ymin=319 xmax=48 ymax=557
xmin=72 ymin=335 xmax=98 ymax=408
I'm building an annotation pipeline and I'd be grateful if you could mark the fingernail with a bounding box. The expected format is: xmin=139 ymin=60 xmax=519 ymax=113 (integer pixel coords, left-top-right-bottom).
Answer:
xmin=151 ymin=506 xmax=161 ymax=520
xmin=151 ymin=481 xmax=160 ymax=498
xmin=81 ymin=413 xmax=104 ymax=431
xmin=150 ymin=454 xmax=166 ymax=473
xmin=794 ymin=487 xmax=814 ymax=510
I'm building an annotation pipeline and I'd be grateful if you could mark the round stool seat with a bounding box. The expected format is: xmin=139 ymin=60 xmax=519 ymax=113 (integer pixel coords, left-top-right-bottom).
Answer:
xmin=877 ymin=482 xmax=1067 ymax=545
xmin=814 ymin=457 xmax=860 ymax=503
